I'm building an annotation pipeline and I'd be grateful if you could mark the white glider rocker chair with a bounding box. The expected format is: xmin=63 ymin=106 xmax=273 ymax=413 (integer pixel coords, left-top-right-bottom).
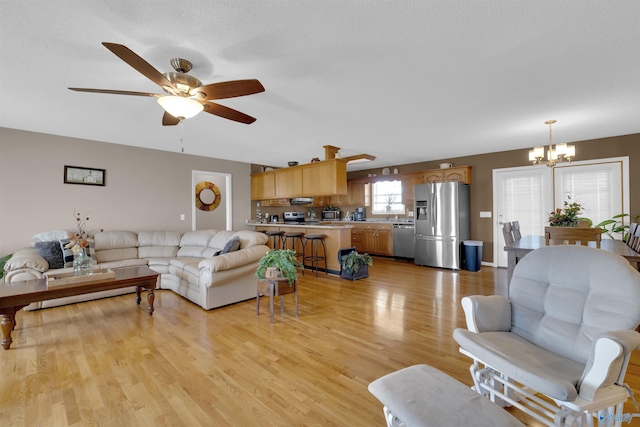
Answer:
xmin=454 ymin=245 xmax=640 ymax=427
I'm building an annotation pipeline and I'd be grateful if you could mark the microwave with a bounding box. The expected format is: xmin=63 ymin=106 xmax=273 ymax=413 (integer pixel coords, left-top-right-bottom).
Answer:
xmin=321 ymin=210 xmax=342 ymax=221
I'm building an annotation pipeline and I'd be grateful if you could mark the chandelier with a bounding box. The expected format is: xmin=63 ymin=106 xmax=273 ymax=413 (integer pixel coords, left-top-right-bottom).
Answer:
xmin=529 ymin=120 xmax=575 ymax=167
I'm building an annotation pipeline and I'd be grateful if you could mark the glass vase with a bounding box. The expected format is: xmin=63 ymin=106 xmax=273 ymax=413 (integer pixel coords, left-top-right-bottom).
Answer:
xmin=73 ymin=248 xmax=94 ymax=276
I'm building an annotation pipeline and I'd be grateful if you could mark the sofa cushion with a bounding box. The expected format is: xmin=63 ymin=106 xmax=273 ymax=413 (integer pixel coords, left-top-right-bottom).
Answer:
xmin=93 ymin=231 xmax=138 ymax=263
xmin=34 ymin=241 xmax=64 ymax=269
xmin=177 ymin=230 xmax=217 ymax=257
xmin=5 ymin=247 xmax=49 ymax=272
xmin=138 ymin=231 xmax=182 ymax=258
xmin=208 ymin=230 xmax=236 ymax=250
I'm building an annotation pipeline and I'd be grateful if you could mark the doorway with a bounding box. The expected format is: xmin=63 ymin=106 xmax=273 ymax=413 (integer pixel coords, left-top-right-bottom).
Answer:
xmin=492 ymin=157 xmax=629 ymax=268
xmin=192 ymin=170 xmax=233 ymax=231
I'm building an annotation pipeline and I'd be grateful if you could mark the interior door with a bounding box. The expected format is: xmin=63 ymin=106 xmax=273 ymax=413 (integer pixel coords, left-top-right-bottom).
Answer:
xmin=493 ymin=166 xmax=553 ymax=267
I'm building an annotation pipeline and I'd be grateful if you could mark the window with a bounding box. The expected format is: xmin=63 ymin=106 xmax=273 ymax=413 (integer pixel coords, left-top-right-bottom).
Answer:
xmin=553 ymin=162 xmax=623 ymax=228
xmin=371 ymin=180 xmax=405 ymax=215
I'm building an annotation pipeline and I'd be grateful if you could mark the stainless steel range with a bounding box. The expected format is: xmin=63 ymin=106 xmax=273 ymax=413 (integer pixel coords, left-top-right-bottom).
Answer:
xmin=284 ymin=212 xmax=306 ymax=223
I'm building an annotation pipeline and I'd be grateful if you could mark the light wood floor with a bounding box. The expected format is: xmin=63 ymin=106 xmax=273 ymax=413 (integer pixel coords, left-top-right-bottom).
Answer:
xmin=1 ymin=258 xmax=639 ymax=426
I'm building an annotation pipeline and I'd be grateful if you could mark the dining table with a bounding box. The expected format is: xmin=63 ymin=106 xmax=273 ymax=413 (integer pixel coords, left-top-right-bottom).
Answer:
xmin=504 ymin=235 xmax=640 ymax=283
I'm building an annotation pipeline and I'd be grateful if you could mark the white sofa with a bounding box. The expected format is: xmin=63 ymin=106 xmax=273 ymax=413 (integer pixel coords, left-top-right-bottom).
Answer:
xmin=4 ymin=229 xmax=270 ymax=311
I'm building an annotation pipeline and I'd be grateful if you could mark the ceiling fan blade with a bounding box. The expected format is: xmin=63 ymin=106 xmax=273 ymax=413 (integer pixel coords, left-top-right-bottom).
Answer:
xmin=68 ymin=88 xmax=160 ymax=97
xmin=203 ymin=102 xmax=257 ymax=124
xmin=102 ymin=42 xmax=176 ymax=91
xmin=193 ymin=79 xmax=265 ymax=100
xmin=162 ymin=112 xmax=181 ymax=126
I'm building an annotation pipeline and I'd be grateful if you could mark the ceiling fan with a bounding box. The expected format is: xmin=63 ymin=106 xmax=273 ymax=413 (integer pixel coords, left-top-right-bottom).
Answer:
xmin=69 ymin=42 xmax=265 ymax=125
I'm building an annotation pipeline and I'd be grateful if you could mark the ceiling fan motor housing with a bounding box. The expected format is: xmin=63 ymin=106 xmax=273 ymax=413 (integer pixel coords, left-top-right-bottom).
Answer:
xmin=162 ymin=71 xmax=203 ymax=96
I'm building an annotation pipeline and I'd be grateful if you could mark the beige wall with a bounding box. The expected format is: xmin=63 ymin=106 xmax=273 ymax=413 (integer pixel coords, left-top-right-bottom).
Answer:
xmin=0 ymin=128 xmax=253 ymax=255
xmin=348 ymin=133 xmax=640 ymax=263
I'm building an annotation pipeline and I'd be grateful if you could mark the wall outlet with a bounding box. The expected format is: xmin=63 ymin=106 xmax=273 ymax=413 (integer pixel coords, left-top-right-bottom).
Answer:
xmin=408 ymin=211 xmax=414 ymax=217
xmin=180 ymin=214 xmax=185 ymax=221
xmin=480 ymin=211 xmax=492 ymax=218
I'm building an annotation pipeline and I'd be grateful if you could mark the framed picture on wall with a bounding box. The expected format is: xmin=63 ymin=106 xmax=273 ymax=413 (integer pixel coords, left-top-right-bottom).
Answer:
xmin=64 ymin=165 xmax=106 ymax=186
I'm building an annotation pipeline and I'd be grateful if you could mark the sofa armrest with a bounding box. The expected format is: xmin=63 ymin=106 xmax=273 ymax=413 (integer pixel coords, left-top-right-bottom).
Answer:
xmin=4 ymin=247 xmax=49 ymax=274
xmin=461 ymin=295 xmax=511 ymax=333
xmin=198 ymin=245 xmax=270 ymax=273
xmin=578 ymin=330 xmax=640 ymax=400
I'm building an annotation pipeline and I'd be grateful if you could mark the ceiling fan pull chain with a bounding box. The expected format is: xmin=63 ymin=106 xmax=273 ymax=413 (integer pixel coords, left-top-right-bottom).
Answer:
xmin=180 ymin=120 xmax=185 ymax=153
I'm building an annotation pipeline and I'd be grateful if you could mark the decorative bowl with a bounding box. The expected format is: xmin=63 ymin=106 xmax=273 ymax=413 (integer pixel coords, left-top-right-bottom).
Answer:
xmin=288 ymin=161 xmax=299 ymax=167
xmin=439 ymin=163 xmax=453 ymax=169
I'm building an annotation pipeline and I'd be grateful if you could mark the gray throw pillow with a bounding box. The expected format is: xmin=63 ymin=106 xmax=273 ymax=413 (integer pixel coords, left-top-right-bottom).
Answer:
xmin=34 ymin=241 xmax=65 ymax=269
xmin=215 ymin=236 xmax=240 ymax=256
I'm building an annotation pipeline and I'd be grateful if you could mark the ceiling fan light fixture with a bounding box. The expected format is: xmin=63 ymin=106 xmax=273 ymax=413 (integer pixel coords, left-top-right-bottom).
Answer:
xmin=157 ymin=96 xmax=203 ymax=119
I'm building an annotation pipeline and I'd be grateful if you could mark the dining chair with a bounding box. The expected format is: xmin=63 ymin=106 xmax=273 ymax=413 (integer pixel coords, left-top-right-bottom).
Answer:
xmin=544 ymin=226 xmax=602 ymax=248
xmin=627 ymin=222 xmax=639 ymax=251
xmin=511 ymin=220 xmax=522 ymax=241
xmin=502 ymin=222 xmax=514 ymax=245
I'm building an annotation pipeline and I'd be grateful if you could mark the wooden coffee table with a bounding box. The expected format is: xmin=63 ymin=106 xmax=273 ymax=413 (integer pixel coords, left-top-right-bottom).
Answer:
xmin=0 ymin=266 xmax=159 ymax=350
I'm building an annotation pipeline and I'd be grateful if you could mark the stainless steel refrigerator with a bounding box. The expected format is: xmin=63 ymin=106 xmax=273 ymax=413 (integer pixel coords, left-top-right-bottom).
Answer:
xmin=414 ymin=182 xmax=470 ymax=269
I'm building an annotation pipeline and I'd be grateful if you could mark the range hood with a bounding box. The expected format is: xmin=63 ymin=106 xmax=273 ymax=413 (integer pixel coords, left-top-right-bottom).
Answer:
xmin=290 ymin=197 xmax=314 ymax=205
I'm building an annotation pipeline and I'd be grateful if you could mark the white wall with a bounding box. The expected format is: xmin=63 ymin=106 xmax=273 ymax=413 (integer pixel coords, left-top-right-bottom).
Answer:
xmin=0 ymin=128 xmax=253 ymax=255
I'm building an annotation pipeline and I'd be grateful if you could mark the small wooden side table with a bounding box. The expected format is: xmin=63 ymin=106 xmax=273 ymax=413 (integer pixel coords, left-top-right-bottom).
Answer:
xmin=256 ymin=277 xmax=298 ymax=323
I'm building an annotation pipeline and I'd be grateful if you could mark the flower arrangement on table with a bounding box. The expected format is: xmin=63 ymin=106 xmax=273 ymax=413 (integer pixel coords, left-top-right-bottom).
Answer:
xmin=547 ymin=199 xmax=588 ymax=227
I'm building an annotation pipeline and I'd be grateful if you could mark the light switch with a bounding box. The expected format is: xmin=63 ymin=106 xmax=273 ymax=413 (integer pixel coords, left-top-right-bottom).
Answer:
xmin=180 ymin=214 xmax=185 ymax=221
xmin=480 ymin=211 xmax=492 ymax=218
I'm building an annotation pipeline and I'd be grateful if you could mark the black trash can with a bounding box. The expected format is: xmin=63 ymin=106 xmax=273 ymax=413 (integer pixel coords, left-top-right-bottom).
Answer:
xmin=463 ymin=240 xmax=483 ymax=271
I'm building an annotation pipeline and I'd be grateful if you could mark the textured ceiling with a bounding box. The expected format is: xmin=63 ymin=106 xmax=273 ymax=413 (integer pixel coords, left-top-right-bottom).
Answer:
xmin=1 ymin=1 xmax=639 ymax=171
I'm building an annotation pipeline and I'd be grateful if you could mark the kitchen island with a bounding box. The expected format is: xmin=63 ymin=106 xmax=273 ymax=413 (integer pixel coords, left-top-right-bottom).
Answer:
xmin=247 ymin=222 xmax=353 ymax=274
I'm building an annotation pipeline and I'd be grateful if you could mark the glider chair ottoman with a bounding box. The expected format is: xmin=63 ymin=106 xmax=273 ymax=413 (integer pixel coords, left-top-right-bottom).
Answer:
xmin=454 ymin=245 xmax=640 ymax=427
xmin=368 ymin=364 xmax=524 ymax=427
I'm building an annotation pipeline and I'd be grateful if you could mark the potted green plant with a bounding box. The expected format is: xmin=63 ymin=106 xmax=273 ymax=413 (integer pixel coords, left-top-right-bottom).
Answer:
xmin=597 ymin=214 xmax=640 ymax=241
xmin=339 ymin=248 xmax=372 ymax=280
xmin=255 ymin=249 xmax=303 ymax=284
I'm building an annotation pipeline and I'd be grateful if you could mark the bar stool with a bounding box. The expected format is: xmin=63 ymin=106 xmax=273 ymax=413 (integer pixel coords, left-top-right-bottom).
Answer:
xmin=265 ymin=230 xmax=285 ymax=250
xmin=304 ymin=234 xmax=327 ymax=277
xmin=283 ymin=232 xmax=305 ymax=274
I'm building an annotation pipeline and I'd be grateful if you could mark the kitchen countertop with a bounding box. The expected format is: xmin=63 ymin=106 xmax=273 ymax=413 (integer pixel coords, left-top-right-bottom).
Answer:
xmin=246 ymin=221 xmax=353 ymax=229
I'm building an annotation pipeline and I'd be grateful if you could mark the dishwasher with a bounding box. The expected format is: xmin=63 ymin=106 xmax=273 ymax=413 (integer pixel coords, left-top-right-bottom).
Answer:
xmin=392 ymin=224 xmax=415 ymax=258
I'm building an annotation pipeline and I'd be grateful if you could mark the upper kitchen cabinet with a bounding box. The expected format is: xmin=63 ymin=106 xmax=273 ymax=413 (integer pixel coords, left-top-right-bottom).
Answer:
xmin=329 ymin=178 xmax=369 ymax=207
xmin=251 ymin=173 xmax=275 ymax=200
xmin=302 ymin=159 xmax=348 ymax=197
xmin=401 ymin=174 xmax=425 ymax=205
xmin=423 ymin=166 xmax=472 ymax=184
xmin=251 ymin=159 xmax=348 ymax=200
xmin=275 ymin=167 xmax=302 ymax=196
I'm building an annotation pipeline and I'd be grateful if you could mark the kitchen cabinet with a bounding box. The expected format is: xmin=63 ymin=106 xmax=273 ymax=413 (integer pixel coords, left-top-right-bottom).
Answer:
xmin=365 ymin=166 xmax=471 ymax=206
xmin=422 ymin=166 xmax=472 ymax=185
xmin=330 ymin=178 xmax=369 ymax=207
xmin=349 ymin=179 xmax=367 ymax=206
xmin=251 ymin=159 xmax=347 ymax=200
xmin=261 ymin=198 xmax=290 ymax=207
xmin=401 ymin=173 xmax=425 ymax=205
xmin=351 ymin=223 xmax=393 ymax=256
xmin=251 ymin=173 xmax=275 ymax=200
xmin=308 ymin=196 xmax=331 ymax=208
xmin=301 ymin=159 xmax=347 ymax=196
xmin=351 ymin=228 xmax=363 ymax=252
xmin=275 ymin=167 xmax=302 ymax=197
